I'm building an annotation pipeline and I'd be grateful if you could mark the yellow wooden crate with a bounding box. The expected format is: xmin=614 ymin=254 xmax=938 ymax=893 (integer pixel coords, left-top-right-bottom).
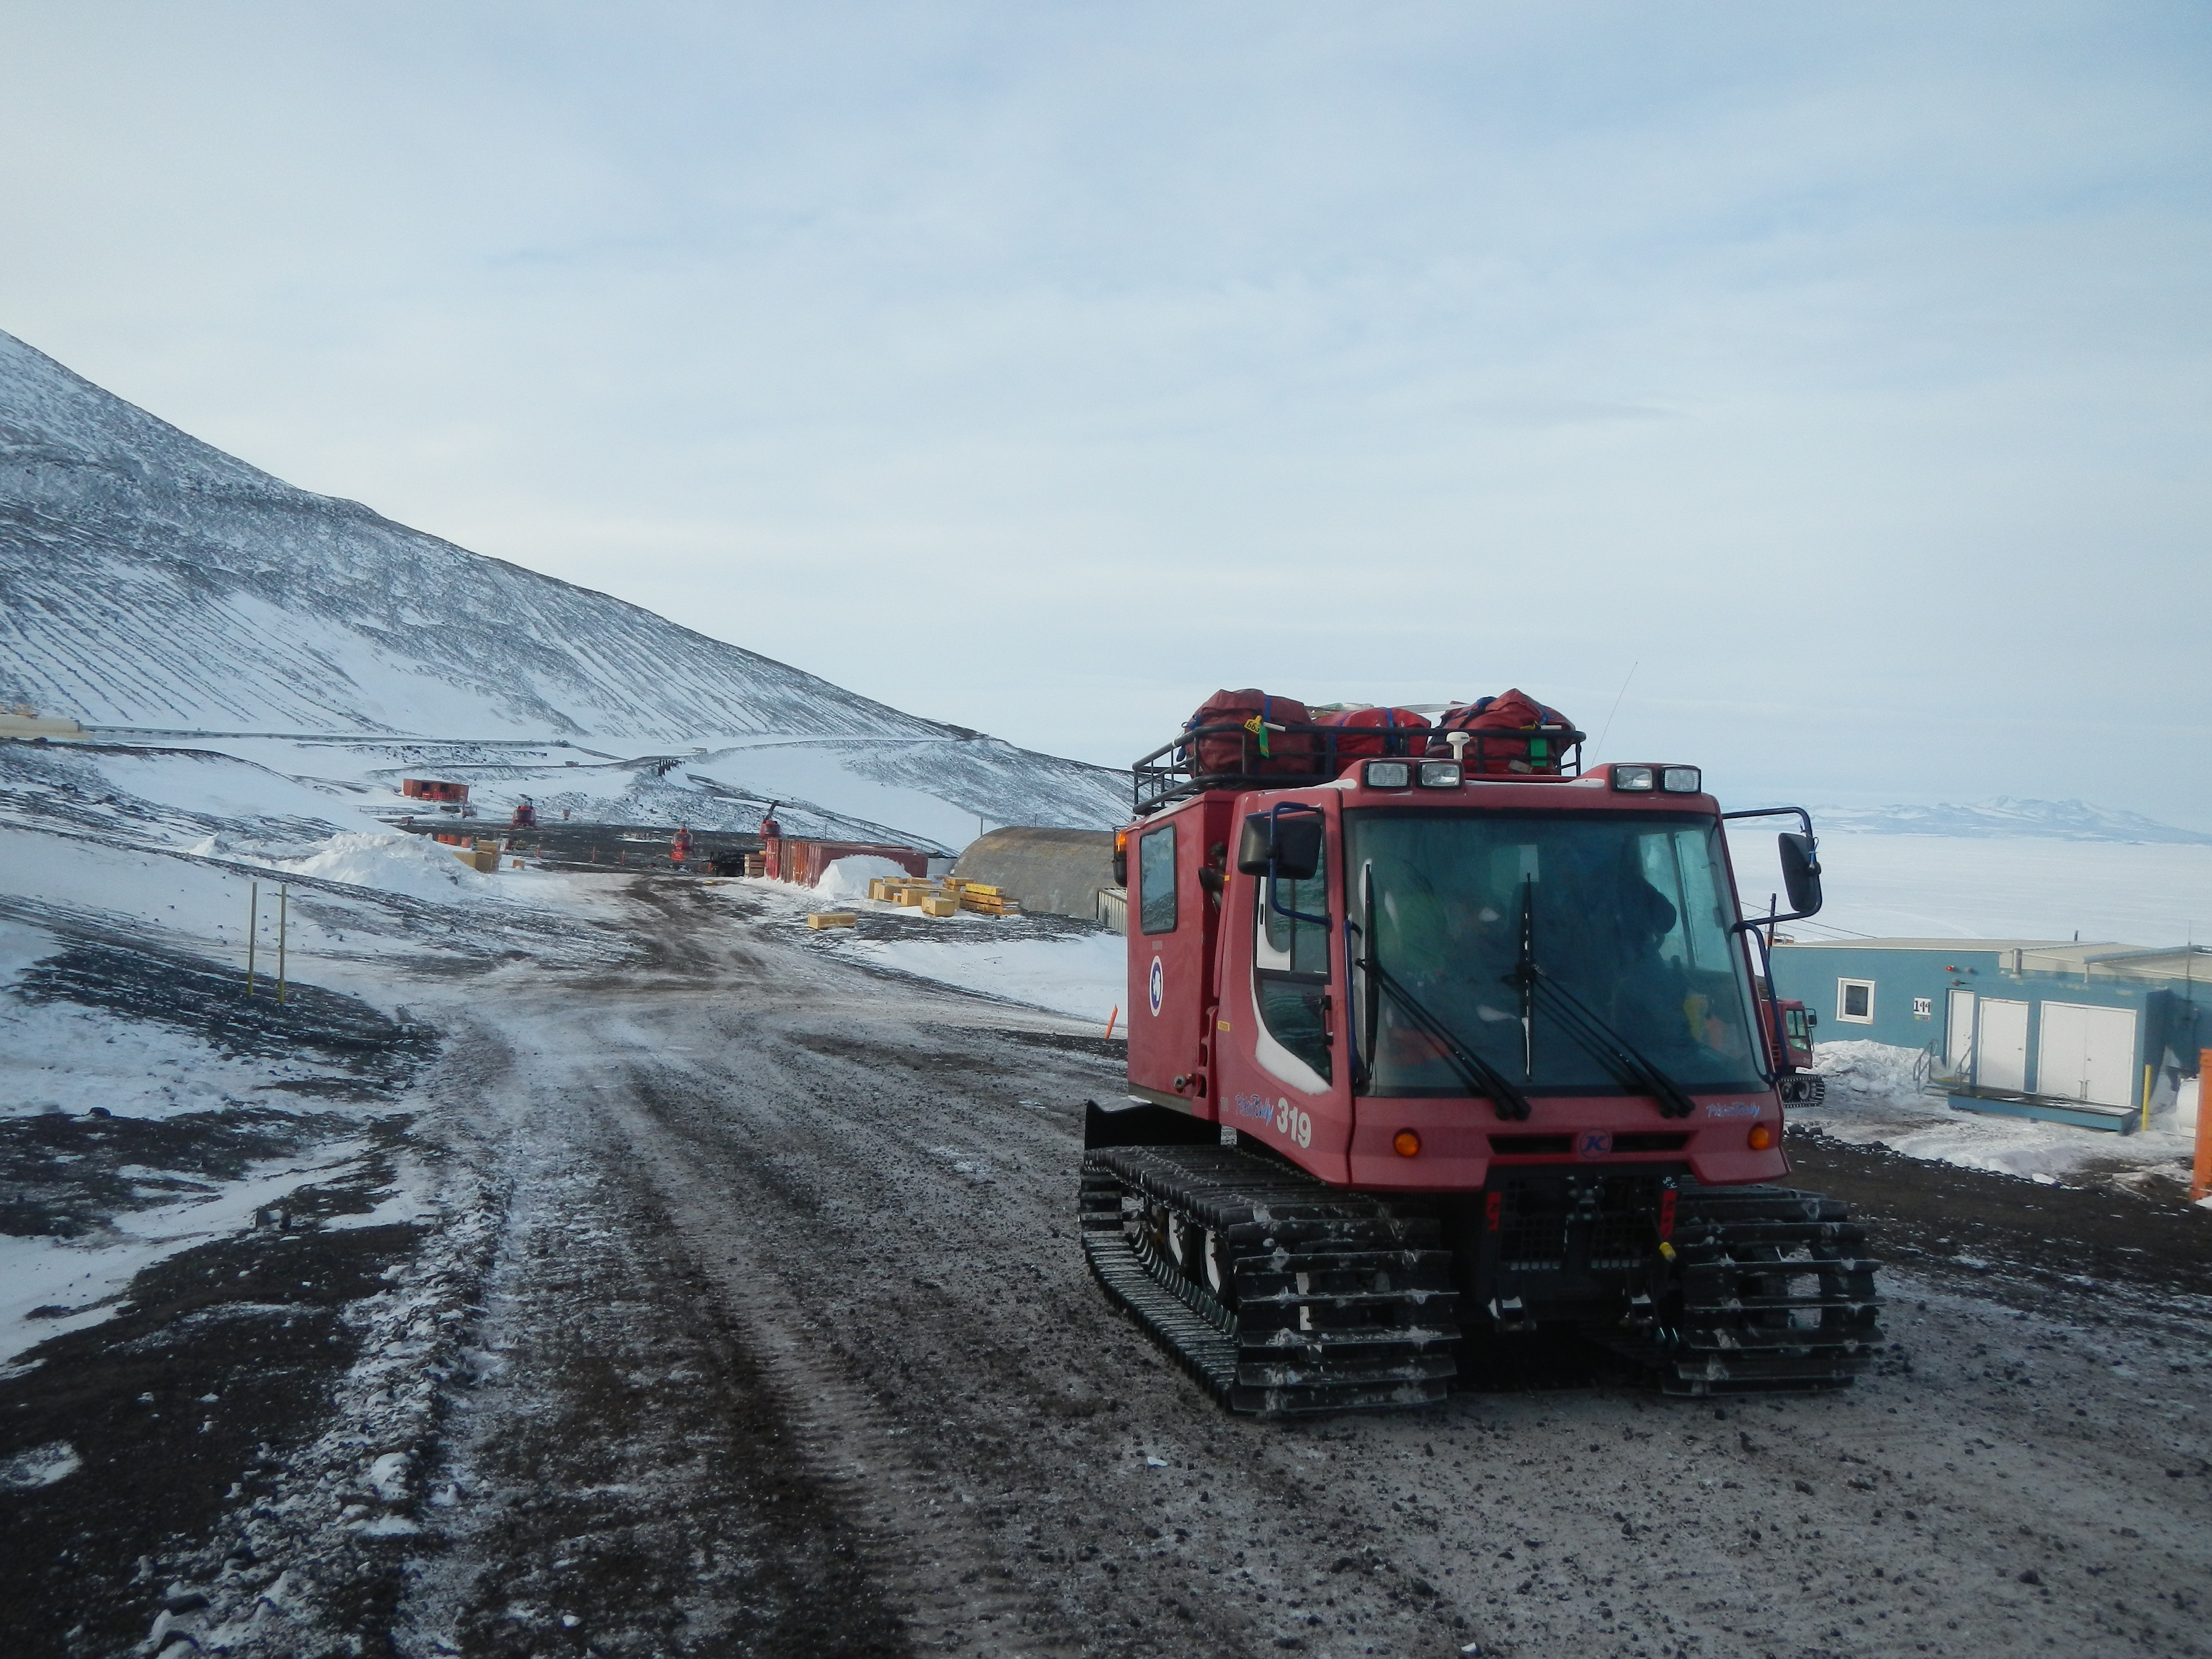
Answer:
xmin=919 ymin=895 xmax=960 ymax=918
xmin=807 ymin=911 xmax=859 ymax=929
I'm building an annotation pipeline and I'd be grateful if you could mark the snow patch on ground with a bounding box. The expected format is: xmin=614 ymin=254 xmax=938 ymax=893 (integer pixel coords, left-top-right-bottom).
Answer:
xmin=1798 ymin=1038 xmax=2196 ymax=1186
xmin=0 ymin=990 xmax=319 ymax=1123
xmin=852 ymin=930 xmax=1127 ymax=1023
xmin=0 ymin=1141 xmax=379 ymax=1360
xmin=0 ymin=1440 xmax=82 ymax=1490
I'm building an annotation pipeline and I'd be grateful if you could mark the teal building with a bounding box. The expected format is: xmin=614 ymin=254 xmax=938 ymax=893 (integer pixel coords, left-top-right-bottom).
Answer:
xmin=1768 ymin=939 xmax=2209 ymax=1131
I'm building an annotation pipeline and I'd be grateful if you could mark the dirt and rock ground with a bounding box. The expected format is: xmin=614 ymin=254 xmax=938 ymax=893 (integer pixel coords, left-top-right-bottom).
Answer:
xmin=5 ymin=874 xmax=2211 ymax=1659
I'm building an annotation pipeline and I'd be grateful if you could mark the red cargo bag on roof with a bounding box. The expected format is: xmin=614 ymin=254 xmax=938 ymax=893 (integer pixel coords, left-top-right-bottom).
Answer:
xmin=1184 ymin=689 xmax=1320 ymax=778
xmin=1316 ymin=706 xmax=1432 ymax=764
xmin=1430 ymin=688 xmax=1576 ymax=774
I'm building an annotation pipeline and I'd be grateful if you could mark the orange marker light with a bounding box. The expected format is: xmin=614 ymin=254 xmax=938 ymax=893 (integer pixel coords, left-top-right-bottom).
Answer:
xmin=1393 ymin=1130 xmax=1422 ymax=1158
xmin=1748 ymin=1123 xmax=1774 ymax=1151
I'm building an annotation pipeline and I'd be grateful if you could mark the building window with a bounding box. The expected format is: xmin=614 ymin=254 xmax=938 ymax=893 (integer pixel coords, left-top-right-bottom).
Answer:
xmin=1138 ymin=822 xmax=1178 ymax=935
xmin=1837 ymin=979 xmax=1875 ymax=1024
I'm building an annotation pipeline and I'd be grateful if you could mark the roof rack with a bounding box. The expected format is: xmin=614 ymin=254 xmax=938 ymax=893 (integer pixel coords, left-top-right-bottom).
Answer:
xmin=1131 ymin=718 xmax=1586 ymax=815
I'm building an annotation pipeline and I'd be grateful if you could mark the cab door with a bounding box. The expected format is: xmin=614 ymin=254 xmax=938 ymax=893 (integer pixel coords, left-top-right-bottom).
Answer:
xmin=1213 ymin=793 xmax=1353 ymax=1180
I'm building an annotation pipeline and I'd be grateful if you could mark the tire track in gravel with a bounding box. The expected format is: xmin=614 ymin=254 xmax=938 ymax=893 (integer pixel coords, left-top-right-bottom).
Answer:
xmin=599 ymin=1051 xmax=1088 ymax=1658
xmin=587 ymin=991 xmax=1482 ymax=1659
xmin=397 ymin=1011 xmax=913 ymax=1659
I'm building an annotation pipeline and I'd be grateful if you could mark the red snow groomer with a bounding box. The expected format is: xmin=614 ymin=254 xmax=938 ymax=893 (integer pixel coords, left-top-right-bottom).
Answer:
xmin=1082 ymin=687 xmax=1879 ymax=1413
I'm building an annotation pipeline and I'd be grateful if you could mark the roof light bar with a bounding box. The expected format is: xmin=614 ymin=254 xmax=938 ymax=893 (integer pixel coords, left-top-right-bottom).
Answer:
xmin=1611 ymin=763 xmax=1702 ymax=793
xmin=1363 ymin=760 xmax=1413 ymax=790
xmin=1418 ymin=760 xmax=1463 ymax=789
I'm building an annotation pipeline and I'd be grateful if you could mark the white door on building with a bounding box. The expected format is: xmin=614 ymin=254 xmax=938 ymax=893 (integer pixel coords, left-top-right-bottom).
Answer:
xmin=2036 ymin=1002 xmax=2137 ymax=1108
xmin=1946 ymin=988 xmax=1977 ymax=1072
xmin=1977 ymin=999 xmax=2030 ymax=1092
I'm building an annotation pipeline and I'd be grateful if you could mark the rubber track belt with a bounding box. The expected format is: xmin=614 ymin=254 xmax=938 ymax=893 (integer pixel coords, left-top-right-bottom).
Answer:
xmin=1080 ymin=1145 xmax=1459 ymax=1415
xmin=1654 ymin=1185 xmax=1884 ymax=1395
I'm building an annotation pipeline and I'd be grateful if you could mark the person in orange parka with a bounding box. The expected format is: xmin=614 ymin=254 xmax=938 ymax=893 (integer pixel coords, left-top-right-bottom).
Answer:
xmin=670 ymin=826 xmax=693 ymax=866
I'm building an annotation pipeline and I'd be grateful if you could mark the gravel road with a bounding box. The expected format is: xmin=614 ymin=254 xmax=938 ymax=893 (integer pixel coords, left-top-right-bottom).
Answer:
xmin=12 ymin=876 xmax=2212 ymax=1658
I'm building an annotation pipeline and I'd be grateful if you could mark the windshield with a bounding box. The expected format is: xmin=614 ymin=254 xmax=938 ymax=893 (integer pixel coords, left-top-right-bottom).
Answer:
xmin=1345 ymin=809 xmax=1764 ymax=1095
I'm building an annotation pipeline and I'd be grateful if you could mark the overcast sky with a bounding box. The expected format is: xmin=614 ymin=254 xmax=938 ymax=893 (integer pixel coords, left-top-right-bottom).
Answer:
xmin=4 ymin=3 xmax=2208 ymax=825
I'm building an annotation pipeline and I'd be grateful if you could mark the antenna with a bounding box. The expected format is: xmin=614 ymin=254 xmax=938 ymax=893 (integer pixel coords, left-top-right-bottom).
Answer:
xmin=1592 ymin=660 xmax=1639 ymax=758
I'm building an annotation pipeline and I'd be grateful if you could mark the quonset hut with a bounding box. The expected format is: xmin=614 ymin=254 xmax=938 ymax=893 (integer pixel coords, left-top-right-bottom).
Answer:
xmin=1770 ymin=938 xmax=2208 ymax=1131
xmin=952 ymin=828 xmax=1124 ymax=930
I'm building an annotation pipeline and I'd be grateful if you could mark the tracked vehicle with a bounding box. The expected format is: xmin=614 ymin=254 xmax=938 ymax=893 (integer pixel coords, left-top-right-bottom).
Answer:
xmin=1081 ymin=693 xmax=1879 ymax=1413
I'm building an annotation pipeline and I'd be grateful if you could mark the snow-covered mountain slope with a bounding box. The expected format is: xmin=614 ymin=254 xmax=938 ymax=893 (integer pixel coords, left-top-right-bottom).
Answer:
xmin=0 ymin=329 xmax=1126 ymax=841
xmin=1804 ymin=797 xmax=2212 ymax=845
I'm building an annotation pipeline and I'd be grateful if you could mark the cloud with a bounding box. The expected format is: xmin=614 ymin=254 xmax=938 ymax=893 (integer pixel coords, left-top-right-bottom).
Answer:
xmin=2 ymin=0 xmax=2208 ymax=825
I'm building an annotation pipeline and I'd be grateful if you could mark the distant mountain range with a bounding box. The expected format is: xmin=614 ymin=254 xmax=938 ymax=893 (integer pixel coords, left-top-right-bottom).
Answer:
xmin=0 ymin=329 xmax=1126 ymax=843
xmin=1805 ymin=797 xmax=2212 ymax=845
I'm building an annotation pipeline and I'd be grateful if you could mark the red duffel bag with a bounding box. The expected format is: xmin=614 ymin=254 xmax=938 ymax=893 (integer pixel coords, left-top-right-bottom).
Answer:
xmin=1430 ymin=688 xmax=1577 ymax=774
xmin=1183 ymin=689 xmax=1320 ymax=777
xmin=1316 ymin=706 xmax=1432 ymax=763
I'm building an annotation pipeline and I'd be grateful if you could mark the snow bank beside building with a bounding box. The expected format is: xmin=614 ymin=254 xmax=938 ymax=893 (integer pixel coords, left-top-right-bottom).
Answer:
xmin=1799 ymin=1038 xmax=2194 ymax=1187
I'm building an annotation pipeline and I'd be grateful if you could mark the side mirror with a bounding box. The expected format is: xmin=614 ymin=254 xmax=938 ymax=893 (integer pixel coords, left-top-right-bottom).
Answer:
xmin=1236 ymin=811 xmax=1324 ymax=879
xmin=1235 ymin=814 xmax=1273 ymax=875
xmin=1778 ymin=832 xmax=1823 ymax=917
xmin=1274 ymin=817 xmax=1323 ymax=881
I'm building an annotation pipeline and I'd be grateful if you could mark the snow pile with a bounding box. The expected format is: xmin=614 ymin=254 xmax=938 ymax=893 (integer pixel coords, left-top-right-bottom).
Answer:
xmin=263 ymin=832 xmax=502 ymax=903
xmin=815 ymin=855 xmax=914 ymax=902
xmin=1796 ymin=1038 xmax=2196 ymax=1187
xmin=1810 ymin=1039 xmax=1932 ymax=1109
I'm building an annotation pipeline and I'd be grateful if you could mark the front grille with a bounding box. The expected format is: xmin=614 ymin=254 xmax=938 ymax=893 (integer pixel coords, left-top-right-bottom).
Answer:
xmin=1490 ymin=1134 xmax=1574 ymax=1156
xmin=1495 ymin=1174 xmax=1666 ymax=1273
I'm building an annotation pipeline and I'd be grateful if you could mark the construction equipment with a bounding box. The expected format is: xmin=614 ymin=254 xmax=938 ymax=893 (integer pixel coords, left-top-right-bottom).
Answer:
xmin=1080 ymin=693 xmax=1880 ymax=1413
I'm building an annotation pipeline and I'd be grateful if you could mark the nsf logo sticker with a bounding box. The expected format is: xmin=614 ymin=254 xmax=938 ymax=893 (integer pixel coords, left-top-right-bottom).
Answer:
xmin=1147 ymin=955 xmax=1164 ymax=1017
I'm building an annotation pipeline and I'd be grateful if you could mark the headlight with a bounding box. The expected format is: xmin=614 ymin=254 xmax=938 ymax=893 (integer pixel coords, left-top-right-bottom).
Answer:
xmin=1612 ymin=764 xmax=1655 ymax=792
xmin=1363 ymin=760 xmax=1412 ymax=789
xmin=1661 ymin=766 xmax=1703 ymax=793
xmin=1418 ymin=761 xmax=1463 ymax=788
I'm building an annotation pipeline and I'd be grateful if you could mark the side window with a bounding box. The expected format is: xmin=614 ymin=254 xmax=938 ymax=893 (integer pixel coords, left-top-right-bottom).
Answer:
xmin=1254 ymin=867 xmax=1333 ymax=1082
xmin=1837 ymin=979 xmax=1874 ymax=1023
xmin=1138 ymin=822 xmax=1178 ymax=935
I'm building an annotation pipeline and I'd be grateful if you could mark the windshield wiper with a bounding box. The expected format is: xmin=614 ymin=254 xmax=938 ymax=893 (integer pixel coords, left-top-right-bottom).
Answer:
xmin=1353 ymin=899 xmax=1532 ymax=1119
xmin=1506 ymin=881 xmax=1700 ymax=1120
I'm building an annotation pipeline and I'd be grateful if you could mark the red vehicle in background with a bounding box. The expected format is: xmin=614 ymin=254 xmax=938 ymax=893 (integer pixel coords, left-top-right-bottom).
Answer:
xmin=1081 ymin=690 xmax=1878 ymax=1414
xmin=1773 ymin=998 xmax=1826 ymax=1106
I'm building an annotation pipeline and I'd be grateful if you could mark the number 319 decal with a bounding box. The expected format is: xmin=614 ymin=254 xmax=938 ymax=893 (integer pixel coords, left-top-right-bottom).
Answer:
xmin=1274 ymin=1097 xmax=1312 ymax=1149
